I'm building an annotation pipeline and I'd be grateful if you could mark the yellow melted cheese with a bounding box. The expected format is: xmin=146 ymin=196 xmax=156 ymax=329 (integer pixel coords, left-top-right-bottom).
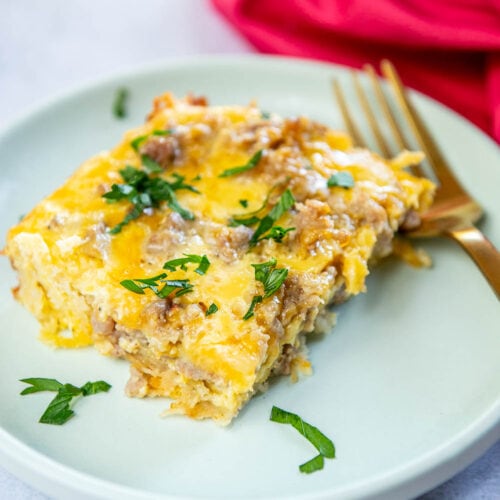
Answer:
xmin=5 ymin=93 xmax=435 ymax=422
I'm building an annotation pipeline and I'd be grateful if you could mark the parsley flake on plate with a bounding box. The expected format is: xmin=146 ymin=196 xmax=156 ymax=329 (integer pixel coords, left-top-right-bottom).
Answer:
xmin=270 ymin=406 xmax=335 ymax=474
xmin=112 ymin=87 xmax=129 ymax=119
xmin=20 ymin=378 xmax=111 ymax=425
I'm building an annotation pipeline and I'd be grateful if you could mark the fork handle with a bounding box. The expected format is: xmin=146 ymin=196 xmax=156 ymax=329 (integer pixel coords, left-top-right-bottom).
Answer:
xmin=447 ymin=225 xmax=500 ymax=299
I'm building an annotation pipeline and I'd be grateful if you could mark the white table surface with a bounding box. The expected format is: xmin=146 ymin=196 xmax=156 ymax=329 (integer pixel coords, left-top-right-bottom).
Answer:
xmin=0 ymin=1 xmax=499 ymax=498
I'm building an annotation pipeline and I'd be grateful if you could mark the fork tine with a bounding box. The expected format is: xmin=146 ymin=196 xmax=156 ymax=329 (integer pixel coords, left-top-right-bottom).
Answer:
xmin=363 ymin=64 xmax=426 ymax=178
xmin=380 ymin=60 xmax=465 ymax=196
xmin=332 ymin=79 xmax=367 ymax=148
xmin=364 ymin=65 xmax=406 ymax=152
xmin=351 ymin=71 xmax=391 ymax=157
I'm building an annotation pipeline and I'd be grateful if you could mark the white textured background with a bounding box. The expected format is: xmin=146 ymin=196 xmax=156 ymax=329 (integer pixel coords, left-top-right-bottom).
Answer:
xmin=0 ymin=1 xmax=499 ymax=499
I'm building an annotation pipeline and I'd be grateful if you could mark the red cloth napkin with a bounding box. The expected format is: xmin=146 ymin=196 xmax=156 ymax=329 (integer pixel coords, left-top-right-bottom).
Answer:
xmin=212 ymin=0 xmax=500 ymax=143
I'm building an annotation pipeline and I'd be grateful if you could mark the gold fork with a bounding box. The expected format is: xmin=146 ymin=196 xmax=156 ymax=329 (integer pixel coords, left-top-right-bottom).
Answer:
xmin=333 ymin=60 xmax=500 ymax=299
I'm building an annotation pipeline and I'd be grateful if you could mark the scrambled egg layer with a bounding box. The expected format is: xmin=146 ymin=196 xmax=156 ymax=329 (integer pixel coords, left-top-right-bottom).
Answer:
xmin=5 ymin=94 xmax=434 ymax=423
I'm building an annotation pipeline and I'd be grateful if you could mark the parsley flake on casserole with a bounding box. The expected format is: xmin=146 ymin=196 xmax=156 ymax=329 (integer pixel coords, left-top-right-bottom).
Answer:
xmin=5 ymin=93 xmax=434 ymax=424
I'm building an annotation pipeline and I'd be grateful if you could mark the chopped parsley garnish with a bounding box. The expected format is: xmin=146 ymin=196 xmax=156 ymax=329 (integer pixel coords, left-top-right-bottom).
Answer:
xmin=112 ymin=87 xmax=129 ymax=119
xmin=163 ymin=254 xmax=210 ymax=275
xmin=242 ymin=295 xmax=263 ymax=321
xmin=102 ymin=166 xmax=194 ymax=234
xmin=130 ymin=129 xmax=172 ymax=152
xmin=258 ymin=226 xmax=295 ymax=243
xmin=300 ymin=454 xmax=326 ymax=474
xmin=270 ymin=406 xmax=335 ymax=474
xmin=206 ymin=303 xmax=218 ymax=316
xmin=229 ymin=184 xmax=280 ymax=227
xmin=141 ymin=154 xmax=163 ymax=174
xmin=120 ymin=274 xmax=194 ymax=298
xmin=120 ymin=254 xmax=209 ymax=298
xmin=239 ymin=199 xmax=249 ymax=208
xmin=243 ymin=258 xmax=288 ymax=320
xmin=230 ymin=214 xmax=261 ymax=228
xmin=168 ymin=173 xmax=200 ymax=193
xmin=230 ymin=188 xmax=296 ymax=246
xmin=252 ymin=258 xmax=289 ymax=297
xmin=20 ymin=378 xmax=111 ymax=425
xmin=218 ymin=150 xmax=263 ymax=178
xmin=327 ymin=171 xmax=354 ymax=189
xmin=249 ymin=189 xmax=295 ymax=247
xmin=261 ymin=111 xmax=271 ymax=120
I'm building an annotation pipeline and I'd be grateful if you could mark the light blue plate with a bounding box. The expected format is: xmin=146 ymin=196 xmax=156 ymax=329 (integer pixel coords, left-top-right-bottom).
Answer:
xmin=0 ymin=55 xmax=499 ymax=500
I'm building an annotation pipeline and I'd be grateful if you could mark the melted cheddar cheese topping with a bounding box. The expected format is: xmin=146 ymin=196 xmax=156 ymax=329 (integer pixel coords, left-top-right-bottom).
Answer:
xmin=5 ymin=94 xmax=435 ymax=423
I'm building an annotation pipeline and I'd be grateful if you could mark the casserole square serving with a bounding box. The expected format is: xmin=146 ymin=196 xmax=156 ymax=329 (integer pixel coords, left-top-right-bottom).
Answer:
xmin=5 ymin=94 xmax=434 ymax=423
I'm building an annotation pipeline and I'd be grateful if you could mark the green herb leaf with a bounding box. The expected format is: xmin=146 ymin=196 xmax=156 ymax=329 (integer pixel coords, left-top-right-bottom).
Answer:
xmin=206 ymin=303 xmax=218 ymax=316
xmin=121 ymin=274 xmax=195 ymax=299
xmin=20 ymin=378 xmax=63 ymax=395
xmin=121 ymin=254 xmax=210 ymax=299
xmin=229 ymin=182 xmax=285 ymax=227
xmin=163 ymin=254 xmax=210 ymax=275
xmin=158 ymin=279 xmax=194 ymax=298
xmin=267 ymin=188 xmax=295 ymax=221
xmin=39 ymin=388 xmax=76 ymax=425
xmin=251 ymin=258 xmax=277 ymax=283
xmin=169 ymin=173 xmax=200 ymax=193
xmin=219 ymin=150 xmax=263 ymax=178
xmin=163 ymin=185 xmax=194 ymax=221
xmin=243 ymin=295 xmax=263 ymax=320
xmin=135 ymin=273 xmax=168 ymax=286
xmin=120 ymin=274 xmax=166 ymax=295
xmin=261 ymin=111 xmax=271 ymax=120
xmin=243 ymin=259 xmax=288 ymax=320
xmin=259 ymin=226 xmax=295 ymax=243
xmin=229 ymin=215 xmax=261 ymax=228
xmin=130 ymin=129 xmax=172 ymax=152
xmin=120 ymin=279 xmax=146 ymax=294
xmin=112 ymin=87 xmax=129 ymax=119
xmin=21 ymin=378 xmax=112 ymax=426
xmin=263 ymin=268 xmax=289 ymax=298
xmin=270 ymin=406 xmax=335 ymax=465
xmin=102 ymin=183 xmax=136 ymax=202
xmin=141 ymin=155 xmax=163 ymax=174
xmin=120 ymin=165 xmax=149 ymax=186
xmin=327 ymin=171 xmax=354 ymax=189
xmin=80 ymin=381 xmax=112 ymax=396
xmin=239 ymin=199 xmax=249 ymax=208
xmin=299 ymin=454 xmax=325 ymax=474
xmin=252 ymin=259 xmax=288 ymax=298
xmin=249 ymin=189 xmax=295 ymax=246
xmin=109 ymin=205 xmax=143 ymax=235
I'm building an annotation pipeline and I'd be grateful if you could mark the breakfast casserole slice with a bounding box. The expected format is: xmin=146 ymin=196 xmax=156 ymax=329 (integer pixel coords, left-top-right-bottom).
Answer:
xmin=5 ymin=93 xmax=434 ymax=424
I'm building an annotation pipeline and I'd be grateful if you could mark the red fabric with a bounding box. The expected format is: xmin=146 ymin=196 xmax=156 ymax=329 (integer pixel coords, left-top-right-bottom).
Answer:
xmin=212 ymin=0 xmax=500 ymax=142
